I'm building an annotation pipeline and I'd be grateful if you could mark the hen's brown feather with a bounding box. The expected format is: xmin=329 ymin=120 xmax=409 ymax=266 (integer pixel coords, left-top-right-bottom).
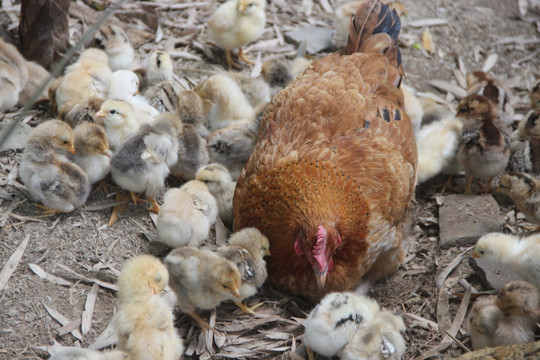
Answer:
xmin=233 ymin=0 xmax=417 ymax=300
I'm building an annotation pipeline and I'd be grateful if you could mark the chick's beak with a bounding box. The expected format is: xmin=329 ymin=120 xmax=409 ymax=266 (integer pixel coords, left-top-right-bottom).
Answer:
xmin=472 ymin=251 xmax=481 ymax=258
xmin=230 ymin=288 xmax=241 ymax=299
xmin=316 ymin=271 xmax=327 ymax=289
xmin=67 ymin=144 xmax=76 ymax=154
xmin=238 ymin=4 xmax=246 ymax=12
xmin=265 ymin=249 xmax=271 ymax=256
xmin=95 ymin=110 xmax=106 ymax=119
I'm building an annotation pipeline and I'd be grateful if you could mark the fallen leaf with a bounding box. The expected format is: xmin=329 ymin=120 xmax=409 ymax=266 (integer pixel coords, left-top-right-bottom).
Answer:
xmin=422 ymin=29 xmax=435 ymax=54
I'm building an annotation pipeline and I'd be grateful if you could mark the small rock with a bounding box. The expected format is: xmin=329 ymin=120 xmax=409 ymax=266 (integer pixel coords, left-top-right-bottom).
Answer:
xmin=0 ymin=121 xmax=32 ymax=151
xmin=469 ymin=256 xmax=519 ymax=291
xmin=438 ymin=194 xmax=505 ymax=248
xmin=284 ymin=26 xmax=334 ymax=54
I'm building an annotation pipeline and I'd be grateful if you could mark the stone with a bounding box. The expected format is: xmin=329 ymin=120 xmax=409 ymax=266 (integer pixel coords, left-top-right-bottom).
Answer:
xmin=469 ymin=256 xmax=520 ymax=291
xmin=284 ymin=26 xmax=334 ymax=55
xmin=438 ymin=194 xmax=505 ymax=248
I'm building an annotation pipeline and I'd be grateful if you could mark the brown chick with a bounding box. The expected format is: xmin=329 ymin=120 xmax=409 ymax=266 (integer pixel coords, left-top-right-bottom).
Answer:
xmin=470 ymin=295 xmax=504 ymax=350
xmin=17 ymin=60 xmax=49 ymax=107
xmin=508 ymin=110 xmax=540 ymax=176
xmin=498 ymin=172 xmax=540 ymax=228
xmin=455 ymin=341 xmax=540 ymax=360
xmin=456 ymin=94 xmax=510 ymax=193
xmin=113 ymin=255 xmax=184 ymax=360
xmin=207 ymin=0 xmax=266 ymax=68
xmin=72 ymin=122 xmax=111 ymax=184
xmin=467 ymin=71 xmax=514 ymax=127
xmin=214 ymin=227 xmax=270 ymax=314
xmin=496 ymin=280 xmax=539 ymax=318
xmin=59 ymin=97 xmax=104 ymax=127
xmin=195 ymin=163 xmax=236 ymax=229
xmin=531 ymin=79 xmax=540 ymax=110
xmin=19 ymin=120 xmax=90 ymax=213
xmin=94 ymin=23 xmax=134 ymax=71
xmin=169 ymin=122 xmax=209 ymax=181
xmin=177 ymin=89 xmax=211 ymax=138
xmin=261 ymin=58 xmax=293 ymax=91
xmin=0 ymin=37 xmax=29 ymax=112
xmin=143 ymin=51 xmax=182 ymax=113
xmin=164 ymin=246 xmax=242 ymax=332
xmin=49 ymin=348 xmax=129 ymax=360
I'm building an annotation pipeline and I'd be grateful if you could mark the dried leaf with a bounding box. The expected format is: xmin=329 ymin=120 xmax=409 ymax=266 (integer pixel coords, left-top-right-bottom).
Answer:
xmin=81 ymin=283 xmax=99 ymax=335
xmin=88 ymin=321 xmax=118 ymax=350
xmin=407 ymin=18 xmax=448 ymax=27
xmin=482 ymin=53 xmax=498 ymax=73
xmin=28 ymin=263 xmax=73 ymax=287
xmin=42 ymin=303 xmax=83 ymax=341
xmin=436 ymin=247 xmax=474 ymax=289
xmin=422 ymin=29 xmax=435 ymax=54
xmin=0 ymin=234 xmax=30 ymax=292
xmin=56 ymin=263 xmax=118 ymax=291
xmin=57 ymin=318 xmax=82 ymax=336
xmin=428 ymin=79 xmax=468 ymax=99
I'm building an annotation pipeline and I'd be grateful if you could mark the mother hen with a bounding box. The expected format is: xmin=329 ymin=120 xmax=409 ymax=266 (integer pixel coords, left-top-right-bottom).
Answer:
xmin=233 ymin=0 xmax=417 ymax=300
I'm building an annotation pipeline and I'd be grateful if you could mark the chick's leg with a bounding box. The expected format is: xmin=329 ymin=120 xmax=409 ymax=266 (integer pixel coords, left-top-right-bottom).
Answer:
xmin=483 ymin=177 xmax=494 ymax=194
xmin=237 ymin=47 xmax=254 ymax=65
xmin=33 ymin=203 xmax=63 ymax=215
xmin=224 ymin=49 xmax=241 ymax=70
xmin=129 ymin=191 xmax=146 ymax=206
xmin=233 ymin=300 xmax=264 ymax=316
xmin=465 ymin=175 xmax=474 ymax=194
xmin=147 ymin=197 xmax=160 ymax=213
xmin=188 ymin=310 xmax=213 ymax=333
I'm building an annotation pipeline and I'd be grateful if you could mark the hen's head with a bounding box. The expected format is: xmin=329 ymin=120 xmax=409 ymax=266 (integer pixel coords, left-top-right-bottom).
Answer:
xmin=294 ymin=225 xmax=342 ymax=289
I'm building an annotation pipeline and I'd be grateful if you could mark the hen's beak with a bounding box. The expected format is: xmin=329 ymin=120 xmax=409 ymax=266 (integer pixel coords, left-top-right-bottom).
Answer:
xmin=316 ymin=271 xmax=327 ymax=289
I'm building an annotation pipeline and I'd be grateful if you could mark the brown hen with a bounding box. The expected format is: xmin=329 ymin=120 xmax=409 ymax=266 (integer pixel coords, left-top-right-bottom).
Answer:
xmin=233 ymin=0 xmax=417 ymax=300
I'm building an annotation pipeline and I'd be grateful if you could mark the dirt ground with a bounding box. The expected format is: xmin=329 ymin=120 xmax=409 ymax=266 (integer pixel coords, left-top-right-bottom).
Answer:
xmin=0 ymin=0 xmax=539 ymax=359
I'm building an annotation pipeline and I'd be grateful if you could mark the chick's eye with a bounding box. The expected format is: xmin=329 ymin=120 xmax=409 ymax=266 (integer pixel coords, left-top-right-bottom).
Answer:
xmin=222 ymin=284 xmax=228 ymax=289
xmin=155 ymin=274 xmax=162 ymax=283
xmin=63 ymin=140 xmax=69 ymax=145
xmin=109 ymin=109 xmax=117 ymax=114
xmin=203 ymin=180 xmax=209 ymax=183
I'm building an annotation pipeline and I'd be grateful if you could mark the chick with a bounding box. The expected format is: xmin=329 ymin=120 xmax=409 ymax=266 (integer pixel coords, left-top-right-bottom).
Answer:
xmin=467 ymin=71 xmax=514 ymax=127
xmin=456 ymin=94 xmax=510 ymax=193
xmin=531 ymin=79 xmax=540 ymax=110
xmin=95 ymin=24 xmax=134 ymax=71
xmin=339 ymin=310 xmax=407 ymax=360
xmin=207 ymin=0 xmax=266 ymax=69
xmin=60 ymin=97 xmax=104 ymax=127
xmin=95 ymin=100 xmax=140 ymax=151
xmin=473 ymin=232 xmax=540 ymax=287
xmin=261 ymin=58 xmax=293 ymax=91
xmin=401 ymin=84 xmax=424 ymax=136
xmin=113 ymin=255 xmax=184 ymax=360
xmin=72 ymin=122 xmax=111 ymax=184
xmin=303 ymin=292 xmax=380 ymax=358
xmin=164 ymin=246 xmax=242 ymax=331
xmin=496 ymin=280 xmax=539 ymax=318
xmin=206 ymin=118 xmax=259 ymax=180
xmin=498 ymin=172 xmax=540 ymax=227
xmin=17 ymin=60 xmax=49 ymax=106
xmin=0 ymin=37 xmax=29 ymax=112
xmin=508 ymin=110 xmax=540 ymax=175
xmin=19 ymin=120 xmax=91 ymax=212
xmin=156 ymin=181 xmax=218 ymax=248
xmin=107 ymin=70 xmax=159 ymax=124
xmin=469 ymin=295 xmax=504 ymax=350
xmin=56 ymin=48 xmax=111 ymax=112
xmin=177 ymin=89 xmax=210 ymax=137
xmin=110 ymin=115 xmax=180 ymax=213
xmin=228 ymin=71 xmax=271 ymax=110
xmin=195 ymin=74 xmax=256 ymax=130
xmin=49 ymin=348 xmax=129 ymax=360
xmin=214 ymin=227 xmax=270 ymax=314
xmin=169 ymin=123 xmax=209 ymax=181
xmin=335 ymin=1 xmax=365 ymax=40
xmin=195 ymin=163 xmax=236 ymax=228
xmin=143 ymin=51 xmax=182 ymax=113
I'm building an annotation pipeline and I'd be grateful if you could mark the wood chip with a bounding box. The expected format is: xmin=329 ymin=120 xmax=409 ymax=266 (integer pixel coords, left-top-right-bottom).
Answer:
xmin=57 ymin=318 xmax=82 ymax=336
xmin=318 ymin=0 xmax=333 ymax=13
xmin=422 ymin=29 xmax=435 ymax=55
xmin=0 ymin=234 xmax=30 ymax=292
xmin=28 ymin=263 xmax=73 ymax=287
xmin=405 ymin=313 xmax=439 ymax=332
xmin=482 ymin=53 xmax=498 ymax=73
xmin=428 ymin=79 xmax=468 ymax=99
xmin=81 ymin=283 xmax=99 ymax=335
xmin=42 ymin=303 xmax=83 ymax=341
xmin=56 ymin=263 xmax=118 ymax=291
xmin=407 ymin=18 xmax=449 ymax=27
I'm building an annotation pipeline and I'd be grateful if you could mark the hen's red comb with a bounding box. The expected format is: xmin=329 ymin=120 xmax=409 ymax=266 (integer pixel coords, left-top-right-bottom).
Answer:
xmin=313 ymin=226 xmax=327 ymax=271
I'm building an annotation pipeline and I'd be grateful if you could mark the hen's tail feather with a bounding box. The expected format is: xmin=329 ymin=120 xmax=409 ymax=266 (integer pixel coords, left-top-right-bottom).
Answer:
xmin=343 ymin=0 xmax=402 ymax=68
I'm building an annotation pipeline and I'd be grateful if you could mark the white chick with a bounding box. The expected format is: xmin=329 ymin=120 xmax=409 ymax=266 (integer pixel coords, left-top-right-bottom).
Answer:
xmin=195 ymin=163 xmax=236 ymax=229
xmin=0 ymin=38 xmax=29 ymax=111
xmin=19 ymin=120 xmax=90 ymax=212
xmin=401 ymin=84 xmax=424 ymax=136
xmin=206 ymin=118 xmax=259 ymax=180
xmin=95 ymin=99 xmax=140 ymax=151
xmin=108 ymin=69 xmax=159 ymax=124
xmin=416 ymin=115 xmax=462 ymax=184
xmin=17 ymin=60 xmax=49 ymax=106
xmin=113 ymin=255 xmax=184 ymax=360
xmin=56 ymin=48 xmax=111 ymax=111
xmin=95 ymin=24 xmax=134 ymax=71
xmin=157 ymin=180 xmax=218 ymax=248
xmin=169 ymin=123 xmax=209 ymax=181
xmin=339 ymin=310 xmax=407 ymax=360
xmin=303 ymin=292 xmax=380 ymax=358
xmin=49 ymin=348 xmax=129 ymax=360
xmin=110 ymin=115 xmax=180 ymax=213
xmin=72 ymin=122 xmax=111 ymax=184
xmin=196 ymin=74 xmax=256 ymax=130
xmin=164 ymin=246 xmax=242 ymax=331
xmin=473 ymin=232 xmax=540 ymax=287
xmin=208 ymin=0 xmax=266 ymax=69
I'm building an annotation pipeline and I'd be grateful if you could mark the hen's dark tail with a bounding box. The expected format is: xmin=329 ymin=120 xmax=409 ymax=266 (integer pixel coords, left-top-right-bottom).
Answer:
xmin=343 ymin=0 xmax=402 ymax=69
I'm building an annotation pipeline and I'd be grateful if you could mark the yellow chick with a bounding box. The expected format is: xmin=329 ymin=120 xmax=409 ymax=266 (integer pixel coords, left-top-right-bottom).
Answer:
xmin=49 ymin=348 xmax=129 ymax=360
xmin=177 ymin=89 xmax=210 ymax=138
xmin=107 ymin=70 xmax=159 ymax=124
xmin=110 ymin=115 xmax=180 ymax=213
xmin=467 ymin=71 xmax=514 ymax=127
xmin=169 ymin=123 xmax=209 ymax=181
xmin=206 ymin=118 xmax=259 ymax=180
xmin=0 ymin=38 xmax=29 ymax=112
xmin=72 ymin=122 xmax=111 ymax=184
xmin=195 ymin=74 xmax=256 ymax=130
xmin=498 ymin=172 xmax=540 ymax=227
xmin=339 ymin=310 xmax=407 ymax=360
xmin=195 ymin=163 xmax=236 ymax=228
xmin=157 ymin=180 xmax=218 ymax=248
xmin=473 ymin=232 xmax=540 ymax=287
xmin=303 ymin=292 xmax=380 ymax=358
xmin=17 ymin=60 xmax=49 ymax=107
xmin=215 ymin=228 xmax=270 ymax=314
xmin=469 ymin=295 xmax=504 ymax=350
xmin=95 ymin=24 xmax=134 ymax=71
xmin=334 ymin=1 xmax=365 ymax=40
xmin=113 ymin=255 xmax=184 ymax=360
xmin=95 ymin=99 xmax=140 ymax=151
xmin=56 ymin=48 xmax=111 ymax=112
xmin=456 ymin=94 xmax=510 ymax=193
xmin=227 ymin=71 xmax=271 ymax=110
xmin=164 ymin=246 xmax=242 ymax=331
xmin=207 ymin=0 xmax=266 ymax=69
xmin=401 ymin=84 xmax=424 ymax=135
xmin=19 ymin=120 xmax=90 ymax=212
